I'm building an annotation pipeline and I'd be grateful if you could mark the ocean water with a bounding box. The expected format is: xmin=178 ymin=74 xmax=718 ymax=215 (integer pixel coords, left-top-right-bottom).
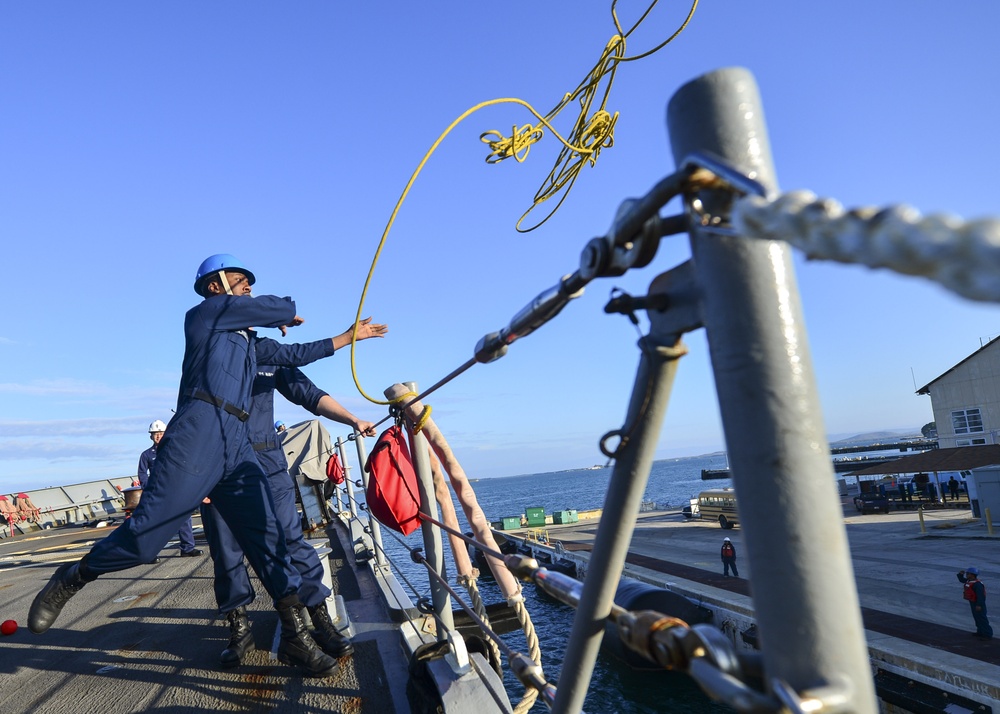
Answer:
xmin=378 ymin=453 xmax=732 ymax=714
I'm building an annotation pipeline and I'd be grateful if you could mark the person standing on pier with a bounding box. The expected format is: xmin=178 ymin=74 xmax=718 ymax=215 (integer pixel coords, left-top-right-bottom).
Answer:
xmin=957 ymin=567 xmax=993 ymax=639
xmin=721 ymin=537 xmax=739 ymax=577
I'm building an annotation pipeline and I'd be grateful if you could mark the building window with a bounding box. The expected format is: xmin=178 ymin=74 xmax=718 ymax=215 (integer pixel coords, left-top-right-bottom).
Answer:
xmin=956 ymin=438 xmax=987 ymax=447
xmin=952 ymin=408 xmax=984 ymax=435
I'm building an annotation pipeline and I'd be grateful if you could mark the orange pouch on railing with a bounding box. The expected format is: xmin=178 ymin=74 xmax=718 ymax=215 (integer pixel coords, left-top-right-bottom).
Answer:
xmin=364 ymin=425 xmax=421 ymax=535
xmin=326 ymin=453 xmax=345 ymax=485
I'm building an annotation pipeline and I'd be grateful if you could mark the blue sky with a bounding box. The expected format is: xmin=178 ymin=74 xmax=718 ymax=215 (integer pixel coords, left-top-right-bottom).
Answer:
xmin=2 ymin=2 xmax=998 ymax=493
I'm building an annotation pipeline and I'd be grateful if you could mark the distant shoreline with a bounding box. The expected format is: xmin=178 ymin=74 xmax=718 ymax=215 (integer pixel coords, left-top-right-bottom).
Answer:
xmin=501 ymin=429 xmax=924 ymax=481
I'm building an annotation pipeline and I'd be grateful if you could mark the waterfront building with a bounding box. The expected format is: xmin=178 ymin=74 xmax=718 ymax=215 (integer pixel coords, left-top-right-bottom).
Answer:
xmin=917 ymin=336 xmax=1000 ymax=448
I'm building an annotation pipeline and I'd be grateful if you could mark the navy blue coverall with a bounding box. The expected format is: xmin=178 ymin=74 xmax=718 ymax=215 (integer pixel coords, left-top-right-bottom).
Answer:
xmin=958 ymin=573 xmax=994 ymax=638
xmin=202 ymin=364 xmax=333 ymax=612
xmin=81 ymin=294 xmax=333 ymax=605
xmin=137 ymin=444 xmax=196 ymax=554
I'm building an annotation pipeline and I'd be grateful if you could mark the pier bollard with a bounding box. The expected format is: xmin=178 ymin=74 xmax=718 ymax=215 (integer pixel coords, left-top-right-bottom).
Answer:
xmin=918 ymin=506 xmax=926 ymax=534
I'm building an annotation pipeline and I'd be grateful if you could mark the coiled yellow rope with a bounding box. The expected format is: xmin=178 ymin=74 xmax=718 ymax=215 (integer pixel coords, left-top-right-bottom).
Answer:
xmin=350 ymin=0 xmax=699 ymax=406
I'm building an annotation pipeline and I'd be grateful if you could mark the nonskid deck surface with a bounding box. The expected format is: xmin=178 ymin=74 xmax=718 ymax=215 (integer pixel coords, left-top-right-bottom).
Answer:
xmin=0 ymin=522 xmax=405 ymax=714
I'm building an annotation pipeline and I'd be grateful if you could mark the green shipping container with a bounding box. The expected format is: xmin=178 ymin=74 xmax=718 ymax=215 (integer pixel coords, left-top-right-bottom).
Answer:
xmin=501 ymin=516 xmax=522 ymax=531
xmin=525 ymin=507 xmax=546 ymax=527
xmin=554 ymin=510 xmax=579 ymax=524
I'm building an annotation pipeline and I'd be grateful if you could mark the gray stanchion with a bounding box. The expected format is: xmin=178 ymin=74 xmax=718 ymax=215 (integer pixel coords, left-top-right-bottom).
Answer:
xmin=353 ymin=428 xmax=387 ymax=566
xmin=329 ymin=446 xmax=345 ymax=516
xmin=668 ymin=67 xmax=877 ymax=711
xmin=552 ymin=336 xmax=684 ymax=714
xmin=403 ymin=381 xmax=455 ymax=639
xmin=336 ymin=436 xmax=358 ymax=520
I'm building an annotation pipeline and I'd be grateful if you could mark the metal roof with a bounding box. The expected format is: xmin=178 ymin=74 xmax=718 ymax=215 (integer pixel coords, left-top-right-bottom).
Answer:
xmin=848 ymin=444 xmax=1000 ymax=475
xmin=916 ymin=336 xmax=1000 ymax=394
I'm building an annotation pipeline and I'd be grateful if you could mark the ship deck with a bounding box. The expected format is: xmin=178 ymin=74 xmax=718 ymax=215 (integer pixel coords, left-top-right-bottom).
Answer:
xmin=0 ymin=519 xmax=411 ymax=714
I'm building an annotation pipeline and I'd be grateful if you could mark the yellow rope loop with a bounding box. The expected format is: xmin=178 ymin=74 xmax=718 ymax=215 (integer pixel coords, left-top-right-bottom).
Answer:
xmin=481 ymin=125 xmax=545 ymax=164
xmin=578 ymin=110 xmax=617 ymax=164
xmin=413 ymin=405 xmax=432 ymax=433
xmin=512 ymin=35 xmax=624 ymax=232
xmin=385 ymin=390 xmax=432 ymax=432
xmin=388 ymin=391 xmax=418 ymax=405
xmin=348 ymin=2 xmax=699 ymax=401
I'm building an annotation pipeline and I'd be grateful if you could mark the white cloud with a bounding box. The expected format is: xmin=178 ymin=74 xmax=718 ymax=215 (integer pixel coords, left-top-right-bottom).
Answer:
xmin=0 ymin=438 xmax=136 ymax=461
xmin=0 ymin=379 xmax=107 ymax=396
xmin=0 ymin=417 xmax=146 ymax=438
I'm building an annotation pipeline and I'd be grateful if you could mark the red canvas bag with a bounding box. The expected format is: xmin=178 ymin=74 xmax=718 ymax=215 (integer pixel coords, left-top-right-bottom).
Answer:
xmin=364 ymin=425 xmax=422 ymax=535
xmin=326 ymin=453 xmax=345 ymax=485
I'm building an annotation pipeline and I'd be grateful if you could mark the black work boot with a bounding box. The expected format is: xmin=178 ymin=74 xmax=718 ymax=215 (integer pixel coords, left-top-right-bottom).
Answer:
xmin=29 ymin=561 xmax=94 ymax=634
xmin=307 ymin=601 xmax=355 ymax=658
xmin=275 ymin=595 xmax=339 ymax=677
xmin=219 ymin=606 xmax=254 ymax=668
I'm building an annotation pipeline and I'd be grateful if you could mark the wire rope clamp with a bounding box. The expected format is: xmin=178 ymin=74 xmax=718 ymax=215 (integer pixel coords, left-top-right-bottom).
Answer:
xmin=680 ymin=151 xmax=771 ymax=237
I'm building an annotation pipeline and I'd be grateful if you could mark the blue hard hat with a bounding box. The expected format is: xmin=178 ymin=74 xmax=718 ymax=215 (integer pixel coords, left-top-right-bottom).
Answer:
xmin=194 ymin=254 xmax=256 ymax=296
xmin=274 ymin=420 xmax=285 ymax=430
xmin=967 ymin=567 xmax=980 ymax=576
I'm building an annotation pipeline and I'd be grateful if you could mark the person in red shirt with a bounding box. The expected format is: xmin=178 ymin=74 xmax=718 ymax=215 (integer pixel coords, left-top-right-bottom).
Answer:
xmin=958 ymin=567 xmax=993 ymax=639
xmin=720 ymin=537 xmax=739 ymax=577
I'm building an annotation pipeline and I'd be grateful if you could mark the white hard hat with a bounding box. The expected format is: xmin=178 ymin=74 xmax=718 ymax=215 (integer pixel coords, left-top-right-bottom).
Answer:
xmin=723 ymin=537 xmax=731 ymax=542
xmin=148 ymin=420 xmax=167 ymax=433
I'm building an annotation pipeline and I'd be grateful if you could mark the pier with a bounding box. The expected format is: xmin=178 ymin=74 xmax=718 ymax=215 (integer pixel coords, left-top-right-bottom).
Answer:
xmin=695 ymin=441 xmax=941 ymax=480
xmin=497 ymin=502 xmax=1000 ymax=711
xmin=829 ymin=439 xmax=938 ymax=455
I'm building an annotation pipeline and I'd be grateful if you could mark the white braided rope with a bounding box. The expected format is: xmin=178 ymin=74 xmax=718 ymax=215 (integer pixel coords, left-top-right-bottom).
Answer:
xmin=511 ymin=599 xmax=542 ymax=714
xmin=462 ymin=576 xmax=504 ymax=675
xmin=732 ymin=191 xmax=1000 ymax=302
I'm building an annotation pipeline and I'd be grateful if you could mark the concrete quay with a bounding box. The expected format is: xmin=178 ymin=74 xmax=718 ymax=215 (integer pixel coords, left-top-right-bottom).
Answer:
xmin=503 ymin=501 xmax=1000 ymax=712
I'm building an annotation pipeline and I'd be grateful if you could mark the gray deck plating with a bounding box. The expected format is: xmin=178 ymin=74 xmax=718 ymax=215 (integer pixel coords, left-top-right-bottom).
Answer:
xmin=0 ymin=521 xmax=409 ymax=714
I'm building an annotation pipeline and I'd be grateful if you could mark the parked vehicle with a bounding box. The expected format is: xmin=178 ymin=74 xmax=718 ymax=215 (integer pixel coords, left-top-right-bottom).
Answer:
xmin=853 ymin=491 xmax=890 ymax=514
xmin=697 ymin=488 xmax=740 ymax=528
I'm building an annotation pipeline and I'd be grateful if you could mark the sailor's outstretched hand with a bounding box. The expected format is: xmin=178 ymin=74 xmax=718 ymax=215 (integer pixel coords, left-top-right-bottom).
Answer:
xmin=354 ymin=420 xmax=377 ymax=438
xmin=279 ymin=316 xmax=305 ymax=336
xmin=349 ymin=316 xmax=388 ymax=341
xmin=332 ymin=317 xmax=387 ymax=351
